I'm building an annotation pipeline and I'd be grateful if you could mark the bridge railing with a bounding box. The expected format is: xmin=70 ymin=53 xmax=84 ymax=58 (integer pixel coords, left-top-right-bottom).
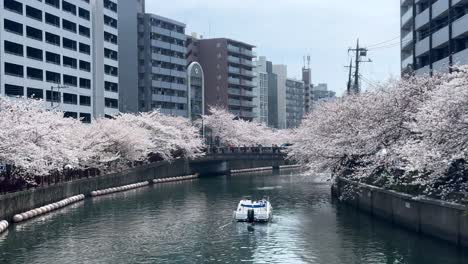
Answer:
xmin=205 ymin=146 xmax=283 ymax=155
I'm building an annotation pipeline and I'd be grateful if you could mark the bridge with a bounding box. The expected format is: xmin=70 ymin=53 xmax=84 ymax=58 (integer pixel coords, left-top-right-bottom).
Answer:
xmin=190 ymin=147 xmax=289 ymax=175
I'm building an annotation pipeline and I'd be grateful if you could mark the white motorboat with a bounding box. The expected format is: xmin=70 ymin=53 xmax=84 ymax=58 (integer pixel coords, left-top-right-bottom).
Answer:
xmin=233 ymin=198 xmax=272 ymax=222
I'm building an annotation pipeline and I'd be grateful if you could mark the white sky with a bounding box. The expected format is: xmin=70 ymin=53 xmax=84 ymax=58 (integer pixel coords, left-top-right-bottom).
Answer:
xmin=145 ymin=0 xmax=401 ymax=96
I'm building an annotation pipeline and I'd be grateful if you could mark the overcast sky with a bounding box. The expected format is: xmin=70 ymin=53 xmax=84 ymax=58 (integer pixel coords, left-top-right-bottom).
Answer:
xmin=145 ymin=0 xmax=401 ymax=96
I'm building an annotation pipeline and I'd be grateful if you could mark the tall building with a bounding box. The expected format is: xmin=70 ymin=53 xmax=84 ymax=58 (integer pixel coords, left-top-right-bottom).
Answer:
xmin=0 ymin=0 xmax=120 ymax=122
xmin=187 ymin=37 xmax=256 ymax=121
xmin=253 ymin=56 xmax=268 ymax=125
xmin=401 ymin=0 xmax=468 ymax=75
xmin=118 ymin=0 xmax=144 ymax=113
xmin=285 ymin=78 xmax=305 ymax=128
xmin=272 ymin=65 xmax=287 ymax=129
xmin=137 ymin=13 xmax=188 ymax=116
xmin=266 ymin=60 xmax=278 ymax=129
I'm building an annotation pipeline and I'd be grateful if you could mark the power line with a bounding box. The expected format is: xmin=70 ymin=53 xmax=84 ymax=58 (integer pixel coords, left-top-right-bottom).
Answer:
xmin=367 ymin=36 xmax=401 ymax=48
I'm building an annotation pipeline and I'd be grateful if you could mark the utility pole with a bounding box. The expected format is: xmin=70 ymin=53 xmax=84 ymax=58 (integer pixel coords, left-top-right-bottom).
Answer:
xmin=346 ymin=59 xmax=353 ymax=95
xmin=50 ymin=85 xmax=68 ymax=108
xmin=348 ymin=39 xmax=371 ymax=94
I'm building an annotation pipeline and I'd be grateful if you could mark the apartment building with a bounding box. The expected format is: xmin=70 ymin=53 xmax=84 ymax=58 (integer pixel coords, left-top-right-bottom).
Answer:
xmin=0 ymin=0 xmax=120 ymax=122
xmin=285 ymin=78 xmax=305 ymax=129
xmin=311 ymin=83 xmax=335 ymax=105
xmin=137 ymin=13 xmax=188 ymax=116
xmin=401 ymin=0 xmax=468 ymax=75
xmin=272 ymin=64 xmax=287 ymax=129
xmin=187 ymin=37 xmax=256 ymax=121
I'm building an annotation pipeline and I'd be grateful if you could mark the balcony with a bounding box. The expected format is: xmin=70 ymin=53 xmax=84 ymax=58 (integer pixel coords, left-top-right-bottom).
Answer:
xmin=241 ymin=59 xmax=254 ymax=67
xmin=240 ymin=111 xmax=255 ymax=118
xmin=241 ymin=100 xmax=255 ymax=108
xmin=415 ymin=8 xmax=430 ymax=30
xmin=228 ymin=56 xmax=241 ymax=64
xmin=228 ymin=88 xmax=241 ymax=95
xmin=432 ymin=25 xmax=449 ymax=48
xmin=401 ymin=31 xmax=413 ymax=50
xmin=432 ymin=57 xmax=450 ymax=73
xmin=401 ymin=7 xmax=413 ymax=27
xmin=228 ymin=44 xmax=241 ymax=53
xmin=241 ymin=89 xmax=254 ymax=97
xmin=241 ymin=69 xmax=255 ymax=77
xmin=228 ymin=66 xmax=241 ymax=74
xmin=241 ymin=79 xmax=255 ymax=87
xmin=228 ymin=98 xmax=241 ymax=106
xmin=228 ymin=77 xmax=241 ymax=85
xmin=452 ymin=13 xmax=468 ymax=39
xmin=415 ymin=36 xmax=430 ymax=56
xmin=432 ymin=0 xmax=449 ymax=20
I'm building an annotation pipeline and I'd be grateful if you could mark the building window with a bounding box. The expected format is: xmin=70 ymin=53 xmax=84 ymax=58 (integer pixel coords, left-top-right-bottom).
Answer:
xmin=105 ymin=98 xmax=118 ymax=109
xmin=79 ymin=43 xmax=91 ymax=54
xmin=104 ymin=32 xmax=118 ymax=44
xmin=79 ymin=95 xmax=91 ymax=106
xmin=63 ymin=56 xmax=77 ymax=69
xmin=27 ymin=88 xmax=43 ymax=99
xmin=104 ymin=48 xmax=118 ymax=60
xmin=45 ymin=13 xmax=60 ymax=27
xmin=104 ymin=65 xmax=118 ymax=76
xmin=46 ymin=90 xmax=61 ymax=102
xmin=79 ymin=60 xmax=91 ymax=72
xmin=104 ymin=15 xmax=117 ymax=28
xmin=64 ymin=112 xmax=78 ymax=119
xmin=63 ymin=38 xmax=77 ymax=51
xmin=79 ymin=25 xmax=90 ymax=37
xmin=4 ymin=63 xmax=23 ymax=77
xmin=27 ymin=67 xmax=43 ymax=81
xmin=80 ymin=113 xmax=91 ymax=123
xmin=26 ymin=26 xmax=42 ymax=41
xmin=78 ymin=8 xmax=90 ymax=20
xmin=45 ymin=0 xmax=60 ymax=9
xmin=62 ymin=1 xmax=76 ymax=15
xmin=45 ymin=32 xmax=60 ymax=46
xmin=63 ymin=93 xmax=78 ymax=105
xmin=62 ymin=19 xmax=76 ymax=33
xmin=104 ymin=81 xmax=118 ymax=92
xmin=4 ymin=19 xmax=23 ymax=35
xmin=27 ymin=47 xmax=43 ymax=61
xmin=4 ymin=0 xmax=23 ymax=14
xmin=46 ymin=71 xmax=61 ymax=83
xmin=26 ymin=5 xmax=42 ymax=21
xmin=104 ymin=0 xmax=117 ymax=12
xmin=4 ymin=41 xmax=23 ymax=56
xmin=63 ymin=75 xmax=77 ymax=87
xmin=5 ymin=84 xmax=24 ymax=97
xmin=79 ymin=78 xmax=91 ymax=89
xmin=46 ymin=51 xmax=61 ymax=65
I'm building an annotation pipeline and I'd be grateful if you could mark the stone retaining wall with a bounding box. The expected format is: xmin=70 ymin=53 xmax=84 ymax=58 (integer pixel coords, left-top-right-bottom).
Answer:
xmin=0 ymin=159 xmax=189 ymax=221
xmin=333 ymin=177 xmax=468 ymax=248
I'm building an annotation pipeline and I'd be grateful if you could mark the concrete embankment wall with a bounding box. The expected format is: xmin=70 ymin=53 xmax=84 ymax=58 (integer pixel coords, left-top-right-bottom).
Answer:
xmin=0 ymin=155 xmax=288 ymax=221
xmin=332 ymin=177 xmax=468 ymax=248
xmin=0 ymin=159 xmax=189 ymax=221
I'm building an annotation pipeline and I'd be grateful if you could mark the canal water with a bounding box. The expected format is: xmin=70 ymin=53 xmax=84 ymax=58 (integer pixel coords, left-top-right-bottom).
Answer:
xmin=0 ymin=171 xmax=466 ymax=264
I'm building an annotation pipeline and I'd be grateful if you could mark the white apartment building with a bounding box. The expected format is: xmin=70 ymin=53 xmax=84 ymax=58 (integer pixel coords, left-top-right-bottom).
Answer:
xmin=0 ymin=0 xmax=120 ymax=122
xmin=401 ymin=0 xmax=468 ymax=75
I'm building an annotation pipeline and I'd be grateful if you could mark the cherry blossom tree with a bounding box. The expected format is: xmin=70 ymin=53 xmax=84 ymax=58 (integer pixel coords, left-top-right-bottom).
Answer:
xmin=0 ymin=97 xmax=204 ymax=183
xmin=203 ymin=107 xmax=291 ymax=146
xmin=288 ymin=68 xmax=468 ymax=201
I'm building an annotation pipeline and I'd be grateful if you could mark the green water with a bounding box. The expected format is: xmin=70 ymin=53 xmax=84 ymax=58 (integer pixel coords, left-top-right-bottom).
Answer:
xmin=0 ymin=171 xmax=466 ymax=263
